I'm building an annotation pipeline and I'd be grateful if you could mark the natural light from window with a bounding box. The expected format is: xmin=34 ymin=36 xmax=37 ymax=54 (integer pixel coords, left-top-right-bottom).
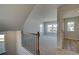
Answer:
xmin=47 ymin=24 xmax=57 ymax=33
xmin=40 ymin=24 xmax=43 ymax=32
xmin=67 ymin=22 xmax=74 ymax=31
xmin=47 ymin=24 xmax=53 ymax=32
xmin=0 ymin=35 xmax=4 ymax=41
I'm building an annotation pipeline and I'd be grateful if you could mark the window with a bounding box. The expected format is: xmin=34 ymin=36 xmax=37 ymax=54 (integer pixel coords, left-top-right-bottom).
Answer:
xmin=0 ymin=35 xmax=4 ymax=41
xmin=41 ymin=22 xmax=57 ymax=35
xmin=67 ymin=22 xmax=74 ymax=31
xmin=40 ymin=24 xmax=43 ymax=32
xmin=52 ymin=24 xmax=57 ymax=32
xmin=47 ymin=24 xmax=53 ymax=32
xmin=47 ymin=24 xmax=57 ymax=33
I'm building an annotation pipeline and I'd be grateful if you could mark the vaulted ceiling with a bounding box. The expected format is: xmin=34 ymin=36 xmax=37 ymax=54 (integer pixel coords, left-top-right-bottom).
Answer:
xmin=0 ymin=4 xmax=34 ymax=31
xmin=0 ymin=4 xmax=61 ymax=31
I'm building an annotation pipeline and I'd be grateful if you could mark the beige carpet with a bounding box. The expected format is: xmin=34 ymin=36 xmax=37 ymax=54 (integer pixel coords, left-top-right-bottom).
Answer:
xmin=40 ymin=48 xmax=78 ymax=55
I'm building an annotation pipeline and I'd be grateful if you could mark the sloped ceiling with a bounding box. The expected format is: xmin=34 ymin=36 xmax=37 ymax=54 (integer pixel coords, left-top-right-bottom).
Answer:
xmin=23 ymin=4 xmax=62 ymax=33
xmin=0 ymin=4 xmax=34 ymax=31
xmin=0 ymin=4 xmax=62 ymax=31
xmin=30 ymin=4 xmax=61 ymax=21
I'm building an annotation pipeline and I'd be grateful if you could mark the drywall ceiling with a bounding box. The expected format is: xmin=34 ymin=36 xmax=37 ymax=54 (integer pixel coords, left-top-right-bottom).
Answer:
xmin=60 ymin=5 xmax=79 ymax=18
xmin=29 ymin=4 xmax=61 ymax=21
xmin=23 ymin=4 xmax=62 ymax=33
xmin=0 ymin=4 xmax=61 ymax=31
xmin=0 ymin=4 xmax=34 ymax=31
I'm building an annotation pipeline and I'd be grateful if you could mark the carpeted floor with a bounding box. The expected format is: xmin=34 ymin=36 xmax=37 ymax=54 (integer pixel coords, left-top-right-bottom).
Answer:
xmin=39 ymin=35 xmax=57 ymax=55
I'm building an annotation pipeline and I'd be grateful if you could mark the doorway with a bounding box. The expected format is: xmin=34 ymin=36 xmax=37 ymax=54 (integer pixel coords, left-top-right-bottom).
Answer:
xmin=63 ymin=16 xmax=79 ymax=53
xmin=0 ymin=34 xmax=6 ymax=54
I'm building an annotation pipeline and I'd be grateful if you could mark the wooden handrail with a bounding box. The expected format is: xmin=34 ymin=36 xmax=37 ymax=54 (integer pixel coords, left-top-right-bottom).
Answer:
xmin=29 ymin=32 xmax=40 ymax=55
xmin=37 ymin=32 xmax=40 ymax=55
xmin=30 ymin=32 xmax=40 ymax=55
xmin=21 ymin=31 xmax=40 ymax=55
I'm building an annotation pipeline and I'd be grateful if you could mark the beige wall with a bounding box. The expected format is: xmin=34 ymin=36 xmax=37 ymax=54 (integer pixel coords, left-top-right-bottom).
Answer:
xmin=57 ymin=6 xmax=64 ymax=48
xmin=4 ymin=31 xmax=31 ymax=55
xmin=5 ymin=31 xmax=17 ymax=55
